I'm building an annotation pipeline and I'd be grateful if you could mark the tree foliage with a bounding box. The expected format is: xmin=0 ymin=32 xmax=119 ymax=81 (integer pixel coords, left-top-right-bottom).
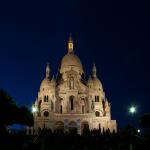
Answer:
xmin=0 ymin=89 xmax=33 ymax=130
xmin=140 ymin=113 xmax=150 ymax=128
xmin=0 ymin=89 xmax=18 ymax=126
xmin=17 ymin=106 xmax=33 ymax=126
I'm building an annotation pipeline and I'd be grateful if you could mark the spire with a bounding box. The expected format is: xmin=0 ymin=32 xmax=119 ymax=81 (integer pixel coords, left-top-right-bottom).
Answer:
xmin=92 ymin=63 xmax=97 ymax=78
xmin=46 ymin=63 xmax=50 ymax=78
xmin=51 ymin=75 xmax=55 ymax=82
xmin=88 ymin=75 xmax=92 ymax=83
xmin=51 ymin=75 xmax=56 ymax=85
xmin=68 ymin=33 xmax=74 ymax=53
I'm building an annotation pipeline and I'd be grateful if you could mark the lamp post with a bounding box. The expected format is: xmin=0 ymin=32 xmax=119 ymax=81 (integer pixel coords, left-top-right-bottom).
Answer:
xmin=32 ymin=105 xmax=38 ymax=117
xmin=129 ymin=106 xmax=136 ymax=115
xmin=137 ymin=129 xmax=140 ymax=133
xmin=128 ymin=105 xmax=137 ymax=150
xmin=31 ymin=105 xmax=37 ymax=135
xmin=32 ymin=106 xmax=37 ymax=113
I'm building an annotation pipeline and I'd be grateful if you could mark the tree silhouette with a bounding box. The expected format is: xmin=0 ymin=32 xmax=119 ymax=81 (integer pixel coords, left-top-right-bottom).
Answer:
xmin=0 ymin=89 xmax=18 ymax=129
xmin=0 ymin=89 xmax=33 ymax=131
xmin=140 ymin=113 xmax=150 ymax=128
xmin=17 ymin=106 xmax=33 ymax=126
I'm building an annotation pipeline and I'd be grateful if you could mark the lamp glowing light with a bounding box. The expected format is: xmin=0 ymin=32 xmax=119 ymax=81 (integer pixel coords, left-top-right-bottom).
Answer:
xmin=32 ymin=106 xmax=37 ymax=113
xmin=137 ymin=129 xmax=140 ymax=133
xmin=129 ymin=106 xmax=136 ymax=114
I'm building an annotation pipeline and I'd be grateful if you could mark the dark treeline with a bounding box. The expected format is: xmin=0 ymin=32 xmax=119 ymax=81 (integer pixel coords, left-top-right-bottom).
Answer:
xmin=0 ymin=89 xmax=33 ymax=132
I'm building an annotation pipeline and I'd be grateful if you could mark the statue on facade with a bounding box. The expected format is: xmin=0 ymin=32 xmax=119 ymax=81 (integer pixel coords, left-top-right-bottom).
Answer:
xmin=70 ymin=77 xmax=74 ymax=89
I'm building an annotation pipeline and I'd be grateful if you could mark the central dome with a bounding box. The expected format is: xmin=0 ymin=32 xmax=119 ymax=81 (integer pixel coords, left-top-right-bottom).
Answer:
xmin=60 ymin=53 xmax=84 ymax=74
xmin=60 ymin=35 xmax=84 ymax=74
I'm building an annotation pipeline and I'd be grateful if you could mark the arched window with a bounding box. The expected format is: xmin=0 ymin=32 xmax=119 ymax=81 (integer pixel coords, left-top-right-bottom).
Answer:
xmin=44 ymin=96 xmax=47 ymax=102
xmin=43 ymin=111 xmax=49 ymax=117
xmin=95 ymin=96 xmax=99 ymax=102
xmin=44 ymin=96 xmax=49 ymax=102
xmin=70 ymin=96 xmax=74 ymax=110
xmin=60 ymin=105 xmax=63 ymax=114
xmin=43 ymin=124 xmax=45 ymax=129
xmin=97 ymin=96 xmax=99 ymax=102
xmin=95 ymin=111 xmax=100 ymax=117
xmin=102 ymin=99 xmax=105 ymax=110
xmin=82 ymin=105 xmax=85 ymax=113
xmin=47 ymin=96 xmax=49 ymax=102
xmin=51 ymin=101 xmax=54 ymax=111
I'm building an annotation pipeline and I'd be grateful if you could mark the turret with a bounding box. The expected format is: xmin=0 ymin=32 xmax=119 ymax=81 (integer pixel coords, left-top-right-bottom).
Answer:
xmin=51 ymin=75 xmax=56 ymax=86
xmin=46 ymin=63 xmax=50 ymax=78
xmin=105 ymin=99 xmax=111 ymax=117
xmin=92 ymin=63 xmax=97 ymax=78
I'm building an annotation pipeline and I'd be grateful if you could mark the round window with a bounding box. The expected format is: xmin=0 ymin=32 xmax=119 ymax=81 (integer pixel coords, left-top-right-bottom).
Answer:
xmin=43 ymin=111 xmax=49 ymax=117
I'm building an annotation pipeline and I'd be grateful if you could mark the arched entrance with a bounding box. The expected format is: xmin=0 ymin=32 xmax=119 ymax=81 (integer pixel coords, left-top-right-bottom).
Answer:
xmin=68 ymin=121 xmax=77 ymax=134
xmin=55 ymin=121 xmax=64 ymax=132
xmin=81 ymin=121 xmax=89 ymax=134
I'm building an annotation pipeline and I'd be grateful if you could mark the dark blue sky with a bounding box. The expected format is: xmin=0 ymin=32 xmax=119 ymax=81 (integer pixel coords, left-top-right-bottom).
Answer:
xmin=0 ymin=0 xmax=149 ymax=128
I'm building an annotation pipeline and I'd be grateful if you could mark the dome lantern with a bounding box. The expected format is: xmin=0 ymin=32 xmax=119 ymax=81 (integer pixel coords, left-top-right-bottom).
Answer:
xmin=60 ymin=35 xmax=84 ymax=74
xmin=68 ymin=33 xmax=74 ymax=53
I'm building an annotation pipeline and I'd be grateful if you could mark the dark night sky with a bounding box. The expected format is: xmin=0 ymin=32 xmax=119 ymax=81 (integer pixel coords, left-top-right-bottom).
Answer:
xmin=0 ymin=0 xmax=149 ymax=128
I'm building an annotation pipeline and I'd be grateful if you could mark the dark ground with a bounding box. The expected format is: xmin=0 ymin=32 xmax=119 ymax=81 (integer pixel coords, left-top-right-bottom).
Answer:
xmin=0 ymin=127 xmax=150 ymax=150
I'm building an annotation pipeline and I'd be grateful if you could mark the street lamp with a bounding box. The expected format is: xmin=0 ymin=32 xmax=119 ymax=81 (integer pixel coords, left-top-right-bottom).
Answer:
xmin=128 ymin=105 xmax=138 ymax=150
xmin=32 ymin=105 xmax=37 ymax=113
xmin=129 ymin=106 xmax=136 ymax=114
xmin=137 ymin=129 xmax=140 ymax=133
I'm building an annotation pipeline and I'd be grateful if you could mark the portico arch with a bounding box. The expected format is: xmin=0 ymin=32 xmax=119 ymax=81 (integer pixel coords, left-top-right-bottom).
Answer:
xmin=81 ymin=121 xmax=89 ymax=134
xmin=68 ymin=121 xmax=77 ymax=134
xmin=55 ymin=121 xmax=64 ymax=131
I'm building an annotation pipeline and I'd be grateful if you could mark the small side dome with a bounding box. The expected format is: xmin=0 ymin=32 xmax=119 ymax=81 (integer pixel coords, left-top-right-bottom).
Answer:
xmin=90 ymin=63 xmax=103 ymax=90
xmin=40 ymin=78 xmax=51 ymax=90
xmin=92 ymin=77 xmax=103 ymax=90
xmin=40 ymin=63 xmax=52 ymax=91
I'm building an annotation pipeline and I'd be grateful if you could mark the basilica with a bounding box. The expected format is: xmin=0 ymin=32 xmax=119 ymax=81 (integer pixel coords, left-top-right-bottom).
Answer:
xmin=29 ymin=35 xmax=117 ymax=135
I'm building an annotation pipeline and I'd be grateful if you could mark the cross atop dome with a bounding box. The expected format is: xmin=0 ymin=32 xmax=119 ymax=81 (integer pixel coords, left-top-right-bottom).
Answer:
xmin=68 ymin=33 xmax=74 ymax=53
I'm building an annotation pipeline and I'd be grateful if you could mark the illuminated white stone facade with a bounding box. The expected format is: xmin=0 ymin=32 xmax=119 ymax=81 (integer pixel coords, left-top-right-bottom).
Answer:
xmin=31 ymin=35 xmax=117 ymax=134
